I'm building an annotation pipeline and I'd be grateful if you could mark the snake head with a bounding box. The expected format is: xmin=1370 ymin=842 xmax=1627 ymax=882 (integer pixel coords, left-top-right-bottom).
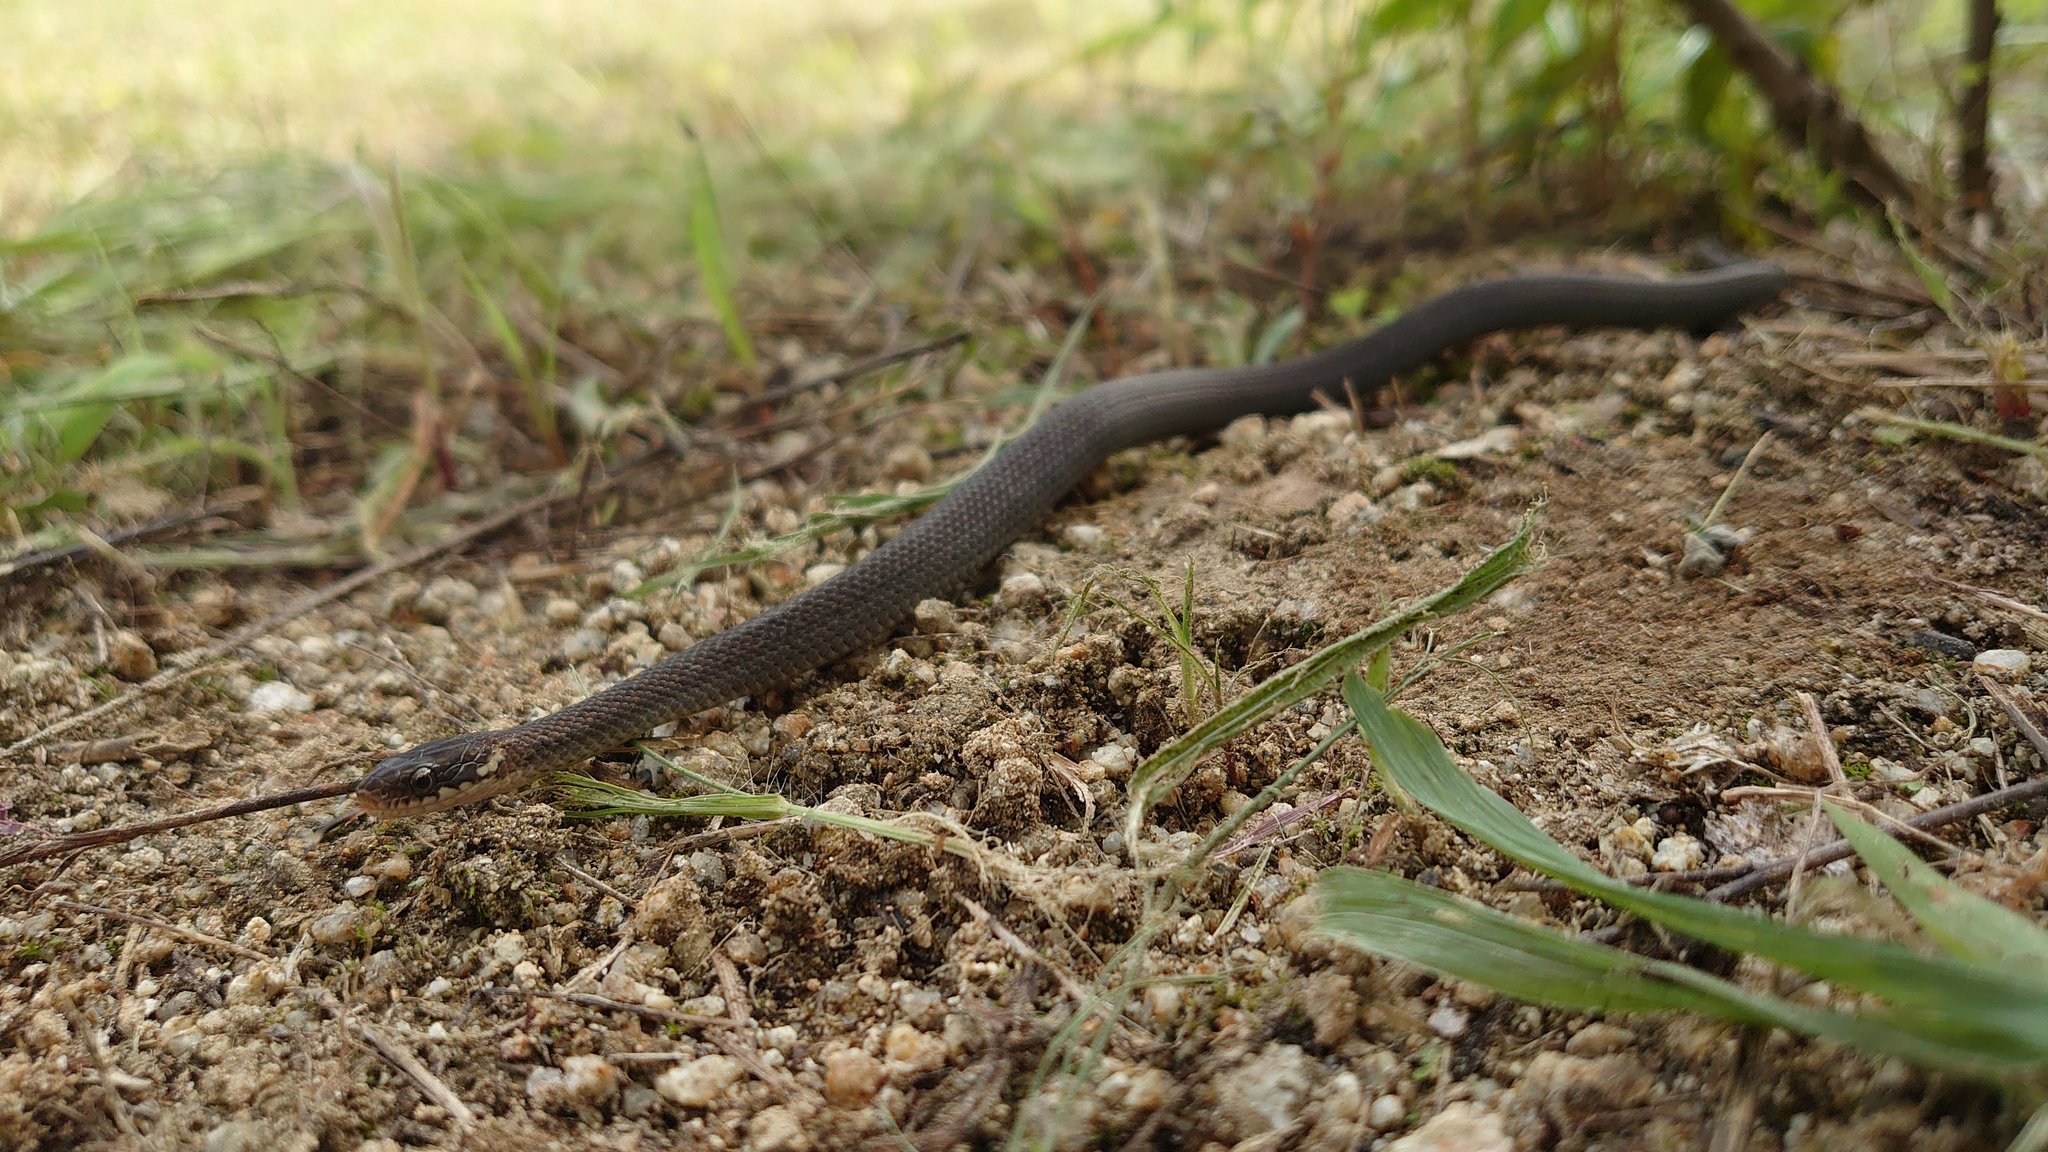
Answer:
xmin=356 ymin=731 xmax=527 ymax=818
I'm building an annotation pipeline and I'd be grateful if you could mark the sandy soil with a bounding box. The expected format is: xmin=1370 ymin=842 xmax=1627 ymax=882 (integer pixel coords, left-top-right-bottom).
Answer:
xmin=3 ymin=247 xmax=2044 ymax=1151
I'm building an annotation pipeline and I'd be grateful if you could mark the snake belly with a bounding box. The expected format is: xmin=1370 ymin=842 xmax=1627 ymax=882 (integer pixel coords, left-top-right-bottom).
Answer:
xmin=354 ymin=260 xmax=1787 ymax=816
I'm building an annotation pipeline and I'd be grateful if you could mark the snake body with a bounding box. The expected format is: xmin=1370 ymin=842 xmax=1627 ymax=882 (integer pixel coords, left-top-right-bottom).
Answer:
xmin=356 ymin=261 xmax=1787 ymax=816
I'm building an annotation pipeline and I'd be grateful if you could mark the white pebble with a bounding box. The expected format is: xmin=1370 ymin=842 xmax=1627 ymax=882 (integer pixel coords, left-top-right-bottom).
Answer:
xmin=996 ymin=573 xmax=1046 ymax=609
xmin=306 ymin=907 xmax=363 ymax=945
xmin=1651 ymin=833 xmax=1705 ymax=872
xmin=1426 ymin=1004 xmax=1469 ymax=1038
xmin=804 ymin=563 xmax=848 ymax=587
xmin=1369 ymin=1092 xmax=1407 ymax=1130
xmin=1974 ymin=649 xmax=2031 ymax=678
xmin=245 ymin=682 xmax=314 ymax=715
xmin=1062 ymin=524 xmax=1105 ymax=549
xmin=655 ymin=1054 xmax=744 ymax=1109
xmin=342 ymin=876 xmax=377 ymax=899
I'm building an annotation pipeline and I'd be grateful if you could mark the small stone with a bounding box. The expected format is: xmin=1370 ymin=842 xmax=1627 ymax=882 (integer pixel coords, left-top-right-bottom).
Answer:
xmin=1143 ymin=982 xmax=1182 ymax=1024
xmin=1326 ymin=490 xmax=1379 ymax=527
xmin=823 ymin=1047 xmax=884 ymax=1107
xmin=245 ymin=682 xmax=314 ymax=715
xmin=1388 ymin=1102 xmax=1510 ymax=1152
xmin=225 ymin=962 xmax=288 ymax=1005
xmin=881 ymin=442 xmax=934 ymax=483
xmin=995 ymin=573 xmax=1046 ymax=610
xmin=414 ymin=577 xmax=479 ymax=623
xmin=883 ymin=1022 xmax=946 ymax=1074
xmin=1426 ymin=1004 xmax=1469 ymax=1038
xmin=342 ymin=876 xmax=377 ymax=899
xmin=108 ymin=631 xmax=157 ymax=681
xmin=745 ymin=1104 xmax=810 ymax=1152
xmin=804 ymin=563 xmax=847 ymax=587
xmin=656 ymin=1054 xmax=743 ymax=1109
xmin=1651 ymin=833 xmax=1705 ymax=872
xmin=1211 ymin=1042 xmax=1314 ymax=1137
xmin=1974 ymin=649 xmax=2031 ymax=679
xmin=1369 ymin=1092 xmax=1407 ymax=1130
xmin=527 ymin=1054 xmax=622 ymax=1111
xmin=912 ymin=599 xmax=959 ymax=634
xmin=560 ymin=629 xmax=607 ymax=662
xmin=307 ymin=907 xmax=364 ymax=946
xmin=1564 ymin=1022 xmax=1635 ymax=1056
xmin=543 ymin=597 xmax=583 ymax=625
xmin=1061 ymin=523 xmax=1105 ymax=549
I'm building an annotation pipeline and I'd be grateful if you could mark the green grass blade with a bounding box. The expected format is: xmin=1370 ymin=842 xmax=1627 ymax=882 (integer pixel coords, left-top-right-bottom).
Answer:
xmin=1823 ymin=801 xmax=2048 ymax=978
xmin=684 ymin=130 xmax=755 ymax=368
xmin=1315 ymin=868 xmax=2047 ymax=1078
xmin=1121 ymin=505 xmax=1540 ymax=850
xmin=1342 ymin=679 xmax=2048 ymax=1062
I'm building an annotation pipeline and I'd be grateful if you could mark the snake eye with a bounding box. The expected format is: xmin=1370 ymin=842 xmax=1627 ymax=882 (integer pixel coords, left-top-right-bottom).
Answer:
xmin=409 ymin=766 xmax=437 ymax=795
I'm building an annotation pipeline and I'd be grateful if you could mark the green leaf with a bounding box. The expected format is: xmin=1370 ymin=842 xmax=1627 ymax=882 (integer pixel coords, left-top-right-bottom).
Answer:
xmin=1314 ymin=867 xmax=2047 ymax=1076
xmin=1823 ymin=802 xmax=2048 ymax=978
xmin=1340 ymin=680 xmax=2048 ymax=1067
xmin=1371 ymin=0 xmax=1469 ymax=35
xmin=1327 ymin=286 xmax=1368 ymax=321
xmin=1122 ymin=505 xmax=1539 ymax=849
xmin=1487 ymin=0 xmax=1552 ymax=63
xmin=1250 ymin=306 xmax=1304 ymax=365
xmin=684 ymin=129 xmax=756 ymax=368
xmin=1681 ymin=44 xmax=1735 ymax=139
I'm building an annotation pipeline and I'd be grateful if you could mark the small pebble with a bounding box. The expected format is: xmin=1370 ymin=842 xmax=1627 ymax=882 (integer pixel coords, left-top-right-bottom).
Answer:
xmin=823 ymin=1048 xmax=884 ymax=1107
xmin=746 ymin=1104 xmax=811 ymax=1152
xmin=656 ymin=1054 xmax=743 ymax=1109
xmin=1651 ymin=833 xmax=1705 ymax=872
xmin=342 ymin=876 xmax=377 ymax=899
xmin=881 ymin=442 xmax=934 ymax=483
xmin=1368 ymin=1093 xmax=1407 ymax=1130
xmin=245 ymin=682 xmax=314 ymax=715
xmin=1974 ymin=649 xmax=2031 ymax=679
xmin=414 ymin=577 xmax=478 ymax=623
xmin=1565 ymin=1022 xmax=1636 ymax=1056
xmin=544 ymin=597 xmax=583 ymax=625
xmin=307 ymin=907 xmax=364 ymax=946
xmin=560 ymin=629 xmax=607 ymax=662
xmin=995 ymin=572 xmax=1046 ymax=609
xmin=1427 ymin=1004 xmax=1469 ymax=1038
xmin=804 ymin=563 xmax=847 ymax=587
xmin=883 ymin=1022 xmax=947 ymax=1074
xmin=912 ymin=599 xmax=959 ymax=634
xmin=1061 ymin=524 xmax=1105 ymax=550
xmin=108 ymin=631 xmax=157 ymax=681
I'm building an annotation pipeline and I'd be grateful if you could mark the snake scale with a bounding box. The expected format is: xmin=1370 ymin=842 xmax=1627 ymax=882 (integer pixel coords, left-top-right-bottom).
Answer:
xmin=355 ymin=260 xmax=1787 ymax=817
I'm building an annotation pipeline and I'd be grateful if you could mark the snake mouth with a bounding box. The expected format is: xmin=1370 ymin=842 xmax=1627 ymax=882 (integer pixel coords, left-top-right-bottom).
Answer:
xmin=355 ymin=734 xmax=531 ymax=818
xmin=353 ymin=770 xmax=532 ymax=818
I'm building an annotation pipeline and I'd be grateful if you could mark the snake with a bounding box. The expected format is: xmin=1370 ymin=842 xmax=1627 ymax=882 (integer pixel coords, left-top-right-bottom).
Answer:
xmin=354 ymin=260 xmax=1787 ymax=817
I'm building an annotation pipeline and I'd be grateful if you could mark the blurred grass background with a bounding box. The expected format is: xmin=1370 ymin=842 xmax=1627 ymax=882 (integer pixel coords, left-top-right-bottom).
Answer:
xmin=3 ymin=0 xmax=2043 ymax=559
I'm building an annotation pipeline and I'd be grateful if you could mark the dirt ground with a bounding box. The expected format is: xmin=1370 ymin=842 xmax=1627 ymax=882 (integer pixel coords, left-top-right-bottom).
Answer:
xmin=3 ymin=246 xmax=2045 ymax=1151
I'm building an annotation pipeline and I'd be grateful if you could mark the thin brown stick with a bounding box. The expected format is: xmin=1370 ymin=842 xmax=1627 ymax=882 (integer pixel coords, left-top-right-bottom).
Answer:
xmin=45 ymin=898 xmax=273 ymax=962
xmin=1958 ymin=0 xmax=2001 ymax=220
xmin=1 ymin=780 xmax=361 ymax=869
xmin=0 ymin=490 xmax=260 ymax=583
xmin=1670 ymin=0 xmax=1922 ymax=212
xmin=752 ymin=330 xmax=969 ymax=407
xmin=1705 ymin=774 xmax=2048 ymax=902
xmin=467 ymin=986 xmax=735 ymax=1030
xmin=347 ymin=1018 xmax=478 ymax=1129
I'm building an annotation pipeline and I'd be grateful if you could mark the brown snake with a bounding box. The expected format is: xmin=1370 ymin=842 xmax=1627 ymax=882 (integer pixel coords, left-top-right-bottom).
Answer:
xmin=354 ymin=260 xmax=1787 ymax=817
